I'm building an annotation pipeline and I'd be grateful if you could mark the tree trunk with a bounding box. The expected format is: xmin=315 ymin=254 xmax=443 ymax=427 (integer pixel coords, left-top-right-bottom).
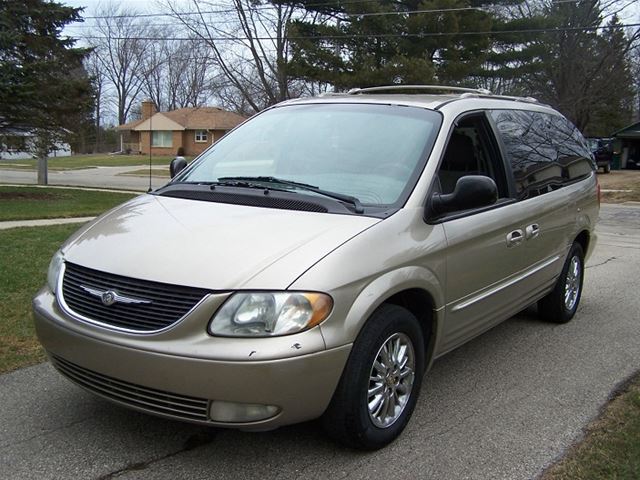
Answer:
xmin=37 ymin=155 xmax=48 ymax=185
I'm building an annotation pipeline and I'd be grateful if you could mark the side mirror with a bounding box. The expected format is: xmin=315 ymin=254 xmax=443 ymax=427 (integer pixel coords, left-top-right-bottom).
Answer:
xmin=431 ymin=175 xmax=498 ymax=215
xmin=170 ymin=157 xmax=188 ymax=178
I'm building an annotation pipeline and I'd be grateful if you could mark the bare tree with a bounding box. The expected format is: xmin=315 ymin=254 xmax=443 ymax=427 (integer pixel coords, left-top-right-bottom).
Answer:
xmin=177 ymin=42 xmax=213 ymax=107
xmin=140 ymin=36 xmax=214 ymax=111
xmin=485 ymin=0 xmax=639 ymax=133
xmin=166 ymin=0 xmax=303 ymax=113
xmin=89 ymin=3 xmax=154 ymax=124
xmin=141 ymin=36 xmax=168 ymax=111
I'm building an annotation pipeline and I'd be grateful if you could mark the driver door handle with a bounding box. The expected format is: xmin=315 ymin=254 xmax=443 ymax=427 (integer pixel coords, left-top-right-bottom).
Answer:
xmin=506 ymin=229 xmax=524 ymax=247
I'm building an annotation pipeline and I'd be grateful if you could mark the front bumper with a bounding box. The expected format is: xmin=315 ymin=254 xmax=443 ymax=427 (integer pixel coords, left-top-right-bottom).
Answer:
xmin=33 ymin=289 xmax=351 ymax=429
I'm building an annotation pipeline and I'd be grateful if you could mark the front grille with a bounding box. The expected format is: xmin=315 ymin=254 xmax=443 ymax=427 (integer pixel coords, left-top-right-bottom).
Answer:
xmin=50 ymin=354 xmax=210 ymax=422
xmin=61 ymin=262 xmax=211 ymax=332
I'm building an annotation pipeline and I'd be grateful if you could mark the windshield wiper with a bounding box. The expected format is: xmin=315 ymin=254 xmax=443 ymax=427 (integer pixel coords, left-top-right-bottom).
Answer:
xmin=169 ymin=179 xmax=289 ymax=192
xmin=218 ymin=176 xmax=364 ymax=214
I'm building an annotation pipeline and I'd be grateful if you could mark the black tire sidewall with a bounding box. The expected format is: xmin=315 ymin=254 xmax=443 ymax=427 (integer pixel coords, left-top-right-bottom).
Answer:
xmin=538 ymin=242 xmax=585 ymax=323
xmin=546 ymin=242 xmax=585 ymax=324
xmin=331 ymin=304 xmax=425 ymax=449
xmin=561 ymin=243 xmax=584 ymax=318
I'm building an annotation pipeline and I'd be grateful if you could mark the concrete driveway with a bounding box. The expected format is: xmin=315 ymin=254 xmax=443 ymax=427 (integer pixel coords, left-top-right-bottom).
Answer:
xmin=1 ymin=203 xmax=639 ymax=480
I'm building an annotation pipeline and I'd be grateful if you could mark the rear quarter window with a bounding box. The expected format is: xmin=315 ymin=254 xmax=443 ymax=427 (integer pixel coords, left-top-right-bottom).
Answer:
xmin=490 ymin=110 xmax=594 ymax=200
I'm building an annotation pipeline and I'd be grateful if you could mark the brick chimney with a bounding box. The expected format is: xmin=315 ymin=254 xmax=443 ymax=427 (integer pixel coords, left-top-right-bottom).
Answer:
xmin=141 ymin=100 xmax=157 ymax=120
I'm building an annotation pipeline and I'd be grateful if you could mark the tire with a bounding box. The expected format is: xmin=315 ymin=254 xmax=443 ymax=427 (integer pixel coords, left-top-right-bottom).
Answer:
xmin=538 ymin=242 xmax=584 ymax=323
xmin=322 ymin=304 xmax=425 ymax=450
xmin=603 ymin=163 xmax=611 ymax=173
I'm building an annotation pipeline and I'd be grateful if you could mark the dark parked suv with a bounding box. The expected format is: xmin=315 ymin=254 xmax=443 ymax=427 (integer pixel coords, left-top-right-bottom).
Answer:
xmin=587 ymin=138 xmax=613 ymax=173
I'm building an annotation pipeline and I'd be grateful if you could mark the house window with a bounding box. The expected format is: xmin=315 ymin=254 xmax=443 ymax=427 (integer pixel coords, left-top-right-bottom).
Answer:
xmin=152 ymin=131 xmax=173 ymax=148
xmin=195 ymin=130 xmax=208 ymax=143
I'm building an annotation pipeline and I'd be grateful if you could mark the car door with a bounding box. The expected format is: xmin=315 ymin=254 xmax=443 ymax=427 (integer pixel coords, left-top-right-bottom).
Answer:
xmin=489 ymin=110 xmax=580 ymax=297
xmin=432 ymin=113 xmax=546 ymax=354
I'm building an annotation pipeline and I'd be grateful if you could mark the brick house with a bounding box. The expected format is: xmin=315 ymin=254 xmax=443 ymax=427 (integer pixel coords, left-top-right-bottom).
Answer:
xmin=118 ymin=101 xmax=246 ymax=156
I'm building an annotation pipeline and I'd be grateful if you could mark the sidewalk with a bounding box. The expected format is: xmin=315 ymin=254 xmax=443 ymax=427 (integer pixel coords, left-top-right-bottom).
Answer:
xmin=0 ymin=216 xmax=95 ymax=230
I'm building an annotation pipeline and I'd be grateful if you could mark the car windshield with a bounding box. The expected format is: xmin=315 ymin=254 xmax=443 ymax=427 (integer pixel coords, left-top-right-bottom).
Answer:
xmin=587 ymin=138 xmax=599 ymax=151
xmin=175 ymin=103 xmax=442 ymax=207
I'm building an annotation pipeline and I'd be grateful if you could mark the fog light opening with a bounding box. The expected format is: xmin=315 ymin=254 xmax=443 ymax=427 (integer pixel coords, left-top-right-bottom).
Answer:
xmin=208 ymin=400 xmax=280 ymax=423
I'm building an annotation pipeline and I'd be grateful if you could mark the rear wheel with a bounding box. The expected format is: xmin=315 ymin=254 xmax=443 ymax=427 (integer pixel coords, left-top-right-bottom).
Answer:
xmin=538 ymin=242 xmax=584 ymax=323
xmin=603 ymin=163 xmax=611 ymax=173
xmin=322 ymin=304 xmax=425 ymax=450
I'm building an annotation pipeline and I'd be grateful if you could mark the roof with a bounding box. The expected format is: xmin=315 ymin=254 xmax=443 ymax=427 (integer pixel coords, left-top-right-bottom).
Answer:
xmin=276 ymin=85 xmax=553 ymax=114
xmin=611 ymin=121 xmax=640 ymax=139
xmin=280 ymin=92 xmax=558 ymax=118
xmin=118 ymin=107 xmax=246 ymax=131
xmin=0 ymin=126 xmax=73 ymax=136
xmin=118 ymin=118 xmax=145 ymax=131
xmin=163 ymin=107 xmax=246 ymax=130
xmin=280 ymin=93 xmax=453 ymax=111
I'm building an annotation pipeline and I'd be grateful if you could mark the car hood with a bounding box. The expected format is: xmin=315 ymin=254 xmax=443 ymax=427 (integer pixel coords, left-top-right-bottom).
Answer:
xmin=61 ymin=194 xmax=379 ymax=290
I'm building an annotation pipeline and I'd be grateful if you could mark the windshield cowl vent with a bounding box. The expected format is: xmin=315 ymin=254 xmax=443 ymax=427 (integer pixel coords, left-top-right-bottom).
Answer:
xmin=159 ymin=189 xmax=329 ymax=213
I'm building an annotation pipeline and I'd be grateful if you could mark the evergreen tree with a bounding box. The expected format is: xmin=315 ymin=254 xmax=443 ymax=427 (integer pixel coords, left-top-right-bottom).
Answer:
xmin=489 ymin=1 xmax=636 ymax=135
xmin=286 ymin=0 xmax=506 ymax=90
xmin=585 ymin=14 xmax=634 ymax=135
xmin=0 ymin=0 xmax=94 ymax=153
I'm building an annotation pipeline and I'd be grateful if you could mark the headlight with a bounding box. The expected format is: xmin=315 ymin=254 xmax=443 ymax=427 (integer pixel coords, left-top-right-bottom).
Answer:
xmin=209 ymin=292 xmax=333 ymax=337
xmin=47 ymin=251 xmax=64 ymax=294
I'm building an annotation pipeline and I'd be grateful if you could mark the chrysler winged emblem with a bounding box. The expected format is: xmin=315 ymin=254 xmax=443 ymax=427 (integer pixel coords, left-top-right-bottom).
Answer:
xmin=80 ymin=285 xmax=152 ymax=306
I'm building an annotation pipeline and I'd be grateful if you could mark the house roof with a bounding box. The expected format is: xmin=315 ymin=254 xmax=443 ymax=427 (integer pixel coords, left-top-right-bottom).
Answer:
xmin=131 ymin=114 xmax=184 ymax=132
xmin=118 ymin=118 xmax=145 ymax=131
xmin=118 ymin=107 xmax=246 ymax=131
xmin=611 ymin=121 xmax=640 ymax=139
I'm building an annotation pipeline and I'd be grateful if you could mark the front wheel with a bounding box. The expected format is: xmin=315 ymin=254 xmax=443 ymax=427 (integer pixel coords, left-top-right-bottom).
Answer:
xmin=322 ymin=304 xmax=425 ymax=450
xmin=538 ymin=242 xmax=584 ymax=323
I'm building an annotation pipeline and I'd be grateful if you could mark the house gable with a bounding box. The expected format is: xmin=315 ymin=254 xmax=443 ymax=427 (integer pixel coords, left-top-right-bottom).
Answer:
xmin=133 ymin=113 xmax=185 ymax=132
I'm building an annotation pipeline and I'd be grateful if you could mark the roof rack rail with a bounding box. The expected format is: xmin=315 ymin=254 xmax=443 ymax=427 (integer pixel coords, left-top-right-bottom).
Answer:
xmin=345 ymin=84 xmax=541 ymax=104
xmin=347 ymin=85 xmax=493 ymax=95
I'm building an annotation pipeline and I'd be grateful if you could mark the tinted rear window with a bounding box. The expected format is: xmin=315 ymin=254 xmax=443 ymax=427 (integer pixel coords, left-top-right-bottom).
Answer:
xmin=490 ymin=110 xmax=593 ymax=200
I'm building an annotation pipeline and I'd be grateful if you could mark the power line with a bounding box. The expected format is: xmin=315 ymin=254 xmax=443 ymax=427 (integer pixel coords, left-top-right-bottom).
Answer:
xmin=79 ymin=0 xmax=392 ymax=20
xmin=77 ymin=0 xmax=583 ymax=21
xmin=73 ymin=21 xmax=640 ymax=41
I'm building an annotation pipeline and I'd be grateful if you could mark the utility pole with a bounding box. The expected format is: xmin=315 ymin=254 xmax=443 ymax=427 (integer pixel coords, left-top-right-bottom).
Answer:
xmin=37 ymin=155 xmax=48 ymax=185
xmin=35 ymin=130 xmax=50 ymax=185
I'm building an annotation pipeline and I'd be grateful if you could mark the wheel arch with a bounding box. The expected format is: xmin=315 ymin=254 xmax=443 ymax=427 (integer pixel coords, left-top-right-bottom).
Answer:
xmin=319 ymin=266 xmax=444 ymax=372
xmin=382 ymin=288 xmax=440 ymax=372
xmin=574 ymin=229 xmax=590 ymax=256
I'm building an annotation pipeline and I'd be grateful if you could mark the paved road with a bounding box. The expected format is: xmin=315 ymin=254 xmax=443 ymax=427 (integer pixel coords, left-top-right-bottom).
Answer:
xmin=1 ymin=203 xmax=639 ymax=480
xmin=0 ymin=166 xmax=167 ymax=191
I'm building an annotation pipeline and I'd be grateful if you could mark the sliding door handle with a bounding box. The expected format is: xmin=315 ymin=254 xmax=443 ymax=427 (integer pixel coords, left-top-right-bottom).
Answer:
xmin=526 ymin=223 xmax=540 ymax=240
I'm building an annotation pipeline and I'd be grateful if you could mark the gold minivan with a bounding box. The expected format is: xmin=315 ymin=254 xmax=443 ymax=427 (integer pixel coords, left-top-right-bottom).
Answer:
xmin=34 ymin=86 xmax=599 ymax=449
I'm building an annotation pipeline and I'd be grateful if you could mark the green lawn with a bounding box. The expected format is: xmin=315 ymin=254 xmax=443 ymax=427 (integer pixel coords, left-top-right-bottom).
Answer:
xmin=0 ymin=186 xmax=136 ymax=221
xmin=0 ymin=224 xmax=80 ymax=373
xmin=541 ymin=373 xmax=640 ymax=480
xmin=0 ymin=154 xmax=183 ymax=170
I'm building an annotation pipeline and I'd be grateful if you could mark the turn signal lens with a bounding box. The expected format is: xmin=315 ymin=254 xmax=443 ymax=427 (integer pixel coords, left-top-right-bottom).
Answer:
xmin=47 ymin=251 xmax=64 ymax=295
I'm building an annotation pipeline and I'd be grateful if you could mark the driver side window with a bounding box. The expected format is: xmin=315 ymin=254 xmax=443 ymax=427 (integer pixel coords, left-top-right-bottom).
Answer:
xmin=438 ymin=115 xmax=509 ymax=199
